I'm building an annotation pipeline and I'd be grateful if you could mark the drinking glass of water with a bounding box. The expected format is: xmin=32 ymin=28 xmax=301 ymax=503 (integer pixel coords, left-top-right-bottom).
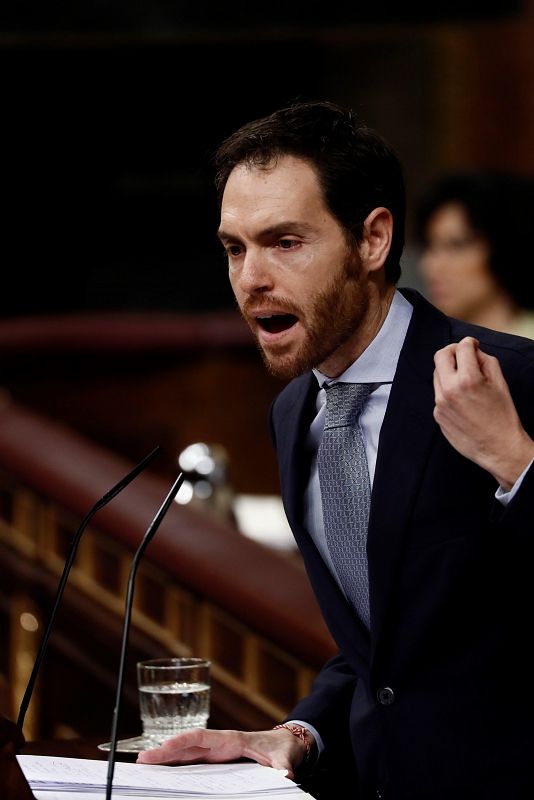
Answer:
xmin=137 ymin=657 xmax=211 ymax=746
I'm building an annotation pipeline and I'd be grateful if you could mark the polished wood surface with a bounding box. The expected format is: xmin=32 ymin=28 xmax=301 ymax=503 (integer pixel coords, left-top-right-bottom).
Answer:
xmin=21 ymin=736 xmax=131 ymax=762
xmin=1 ymin=718 xmax=38 ymax=799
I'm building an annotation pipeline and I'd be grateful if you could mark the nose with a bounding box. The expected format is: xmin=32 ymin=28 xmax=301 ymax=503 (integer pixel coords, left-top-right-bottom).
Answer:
xmin=235 ymin=250 xmax=274 ymax=295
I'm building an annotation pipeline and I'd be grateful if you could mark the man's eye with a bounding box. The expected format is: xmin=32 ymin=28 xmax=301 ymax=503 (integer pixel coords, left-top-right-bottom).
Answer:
xmin=278 ymin=239 xmax=297 ymax=249
xmin=226 ymin=245 xmax=242 ymax=257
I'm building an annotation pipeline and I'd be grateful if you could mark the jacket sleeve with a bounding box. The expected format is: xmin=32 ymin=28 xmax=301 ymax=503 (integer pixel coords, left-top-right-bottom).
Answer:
xmin=285 ymin=653 xmax=359 ymax=784
xmin=286 ymin=652 xmax=357 ymax=746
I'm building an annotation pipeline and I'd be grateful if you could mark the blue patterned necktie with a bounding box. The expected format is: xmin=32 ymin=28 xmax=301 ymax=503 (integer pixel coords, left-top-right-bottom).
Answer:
xmin=317 ymin=382 xmax=373 ymax=629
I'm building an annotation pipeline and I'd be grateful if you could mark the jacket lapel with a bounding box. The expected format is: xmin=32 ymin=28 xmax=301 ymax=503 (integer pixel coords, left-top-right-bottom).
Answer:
xmin=367 ymin=289 xmax=451 ymax=651
xmin=274 ymin=372 xmax=317 ymax=535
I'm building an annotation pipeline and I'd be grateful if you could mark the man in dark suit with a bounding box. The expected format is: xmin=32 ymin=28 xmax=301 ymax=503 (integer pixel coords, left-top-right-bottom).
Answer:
xmin=138 ymin=101 xmax=534 ymax=799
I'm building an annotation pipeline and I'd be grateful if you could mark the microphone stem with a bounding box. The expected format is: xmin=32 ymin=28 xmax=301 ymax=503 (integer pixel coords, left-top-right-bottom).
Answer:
xmin=105 ymin=472 xmax=184 ymax=799
xmin=17 ymin=507 xmax=97 ymax=731
xmin=16 ymin=446 xmax=160 ymax=734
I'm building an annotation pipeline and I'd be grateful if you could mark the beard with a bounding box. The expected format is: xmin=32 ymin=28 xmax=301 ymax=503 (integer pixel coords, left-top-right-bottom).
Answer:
xmin=242 ymin=253 xmax=370 ymax=381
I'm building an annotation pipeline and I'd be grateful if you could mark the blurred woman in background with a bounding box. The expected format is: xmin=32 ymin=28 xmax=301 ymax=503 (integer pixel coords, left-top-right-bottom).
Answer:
xmin=415 ymin=171 xmax=534 ymax=338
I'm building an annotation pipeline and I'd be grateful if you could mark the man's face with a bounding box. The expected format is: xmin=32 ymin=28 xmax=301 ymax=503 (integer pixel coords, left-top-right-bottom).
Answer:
xmin=218 ymin=155 xmax=372 ymax=380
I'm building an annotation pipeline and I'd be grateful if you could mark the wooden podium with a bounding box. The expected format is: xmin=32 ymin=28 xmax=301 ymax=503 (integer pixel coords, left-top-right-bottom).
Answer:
xmin=0 ymin=717 xmax=36 ymax=799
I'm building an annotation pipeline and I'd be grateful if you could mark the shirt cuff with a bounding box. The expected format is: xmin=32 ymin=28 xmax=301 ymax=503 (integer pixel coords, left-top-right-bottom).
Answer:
xmin=495 ymin=458 xmax=534 ymax=505
xmin=286 ymin=719 xmax=324 ymax=760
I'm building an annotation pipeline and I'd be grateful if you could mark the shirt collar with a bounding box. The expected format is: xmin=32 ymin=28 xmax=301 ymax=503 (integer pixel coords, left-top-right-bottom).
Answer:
xmin=312 ymin=288 xmax=413 ymax=387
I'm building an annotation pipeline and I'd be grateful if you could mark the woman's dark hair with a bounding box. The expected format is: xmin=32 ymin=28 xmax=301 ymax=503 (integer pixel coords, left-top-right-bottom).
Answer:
xmin=415 ymin=171 xmax=534 ymax=307
xmin=214 ymin=100 xmax=406 ymax=284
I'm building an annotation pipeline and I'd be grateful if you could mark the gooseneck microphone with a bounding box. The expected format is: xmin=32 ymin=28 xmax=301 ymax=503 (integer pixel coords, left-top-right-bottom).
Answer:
xmin=105 ymin=470 xmax=184 ymax=800
xmin=16 ymin=445 xmax=161 ymax=734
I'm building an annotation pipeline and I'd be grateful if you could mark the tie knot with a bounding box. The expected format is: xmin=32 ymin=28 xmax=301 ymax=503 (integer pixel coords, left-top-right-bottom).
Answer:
xmin=323 ymin=382 xmax=373 ymax=430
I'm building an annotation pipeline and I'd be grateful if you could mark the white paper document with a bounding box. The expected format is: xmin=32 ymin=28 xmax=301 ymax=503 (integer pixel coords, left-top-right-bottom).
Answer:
xmin=17 ymin=755 xmax=310 ymax=798
xmin=30 ymin=794 xmax=309 ymax=800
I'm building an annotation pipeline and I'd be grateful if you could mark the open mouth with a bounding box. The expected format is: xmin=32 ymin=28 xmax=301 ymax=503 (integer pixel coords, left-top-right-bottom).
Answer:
xmin=256 ymin=314 xmax=298 ymax=334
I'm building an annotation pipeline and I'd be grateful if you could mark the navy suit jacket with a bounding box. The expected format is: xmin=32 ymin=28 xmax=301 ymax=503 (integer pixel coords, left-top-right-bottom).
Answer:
xmin=270 ymin=289 xmax=534 ymax=799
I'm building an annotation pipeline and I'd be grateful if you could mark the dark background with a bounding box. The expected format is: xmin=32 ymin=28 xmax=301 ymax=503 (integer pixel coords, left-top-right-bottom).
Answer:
xmin=1 ymin=1 xmax=531 ymax=317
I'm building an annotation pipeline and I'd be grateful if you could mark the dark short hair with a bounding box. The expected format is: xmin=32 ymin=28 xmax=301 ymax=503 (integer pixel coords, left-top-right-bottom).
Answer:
xmin=415 ymin=171 xmax=534 ymax=308
xmin=214 ymin=100 xmax=405 ymax=284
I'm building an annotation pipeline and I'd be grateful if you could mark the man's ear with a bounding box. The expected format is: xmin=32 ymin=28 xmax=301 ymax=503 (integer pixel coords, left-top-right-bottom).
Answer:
xmin=360 ymin=207 xmax=393 ymax=273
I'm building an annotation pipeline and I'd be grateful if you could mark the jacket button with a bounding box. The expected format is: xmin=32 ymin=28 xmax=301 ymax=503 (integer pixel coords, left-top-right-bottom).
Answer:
xmin=377 ymin=686 xmax=395 ymax=705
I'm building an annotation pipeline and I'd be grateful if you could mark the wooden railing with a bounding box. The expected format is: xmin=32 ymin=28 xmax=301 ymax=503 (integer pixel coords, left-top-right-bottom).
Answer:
xmin=0 ymin=399 xmax=336 ymax=743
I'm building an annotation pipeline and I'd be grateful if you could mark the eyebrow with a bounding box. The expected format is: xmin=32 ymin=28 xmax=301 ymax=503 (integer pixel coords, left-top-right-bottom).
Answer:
xmin=217 ymin=221 xmax=315 ymax=242
xmin=217 ymin=228 xmax=235 ymax=243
